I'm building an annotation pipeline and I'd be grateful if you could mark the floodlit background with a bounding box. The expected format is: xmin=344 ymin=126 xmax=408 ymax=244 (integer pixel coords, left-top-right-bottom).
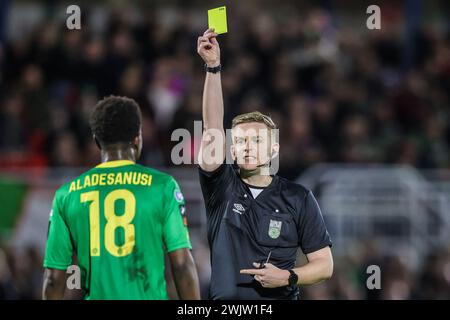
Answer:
xmin=1 ymin=0 xmax=450 ymax=299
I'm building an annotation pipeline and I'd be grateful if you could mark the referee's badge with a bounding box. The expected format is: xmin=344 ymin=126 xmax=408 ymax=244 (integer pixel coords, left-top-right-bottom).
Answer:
xmin=268 ymin=220 xmax=282 ymax=239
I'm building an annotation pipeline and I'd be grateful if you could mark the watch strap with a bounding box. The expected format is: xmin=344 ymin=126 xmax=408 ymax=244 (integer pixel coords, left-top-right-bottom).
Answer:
xmin=205 ymin=64 xmax=222 ymax=73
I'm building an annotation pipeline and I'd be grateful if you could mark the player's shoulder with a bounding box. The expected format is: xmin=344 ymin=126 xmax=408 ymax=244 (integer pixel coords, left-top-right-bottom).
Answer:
xmin=275 ymin=175 xmax=311 ymax=198
xmin=133 ymin=164 xmax=178 ymax=186
xmin=53 ymin=169 xmax=93 ymax=200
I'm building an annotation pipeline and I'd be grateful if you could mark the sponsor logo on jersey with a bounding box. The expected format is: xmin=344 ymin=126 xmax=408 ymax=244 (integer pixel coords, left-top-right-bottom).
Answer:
xmin=232 ymin=203 xmax=245 ymax=215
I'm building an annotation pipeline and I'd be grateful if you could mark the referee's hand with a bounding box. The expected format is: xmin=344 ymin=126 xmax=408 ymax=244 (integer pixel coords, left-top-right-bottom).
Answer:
xmin=240 ymin=263 xmax=290 ymax=288
xmin=197 ymin=28 xmax=220 ymax=67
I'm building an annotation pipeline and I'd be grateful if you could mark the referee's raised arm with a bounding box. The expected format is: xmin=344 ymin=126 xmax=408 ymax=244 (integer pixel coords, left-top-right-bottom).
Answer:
xmin=197 ymin=28 xmax=225 ymax=172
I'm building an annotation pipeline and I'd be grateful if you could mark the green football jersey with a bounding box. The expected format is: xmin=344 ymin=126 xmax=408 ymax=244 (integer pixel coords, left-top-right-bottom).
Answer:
xmin=43 ymin=160 xmax=191 ymax=300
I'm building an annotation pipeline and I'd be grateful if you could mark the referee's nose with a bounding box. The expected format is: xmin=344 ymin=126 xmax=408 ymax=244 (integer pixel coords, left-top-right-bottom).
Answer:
xmin=244 ymin=138 xmax=250 ymax=153
xmin=244 ymin=138 xmax=258 ymax=158
xmin=244 ymin=138 xmax=253 ymax=154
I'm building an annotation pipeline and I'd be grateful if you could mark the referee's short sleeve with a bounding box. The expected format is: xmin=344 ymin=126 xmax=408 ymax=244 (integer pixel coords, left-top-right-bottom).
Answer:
xmin=298 ymin=191 xmax=332 ymax=254
xmin=198 ymin=163 xmax=235 ymax=207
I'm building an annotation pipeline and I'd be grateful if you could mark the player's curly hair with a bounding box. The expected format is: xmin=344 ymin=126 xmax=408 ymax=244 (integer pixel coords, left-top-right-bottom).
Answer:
xmin=89 ymin=96 xmax=142 ymax=147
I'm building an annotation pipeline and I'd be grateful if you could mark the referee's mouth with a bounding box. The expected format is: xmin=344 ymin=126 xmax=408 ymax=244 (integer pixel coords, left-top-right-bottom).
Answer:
xmin=243 ymin=156 xmax=258 ymax=163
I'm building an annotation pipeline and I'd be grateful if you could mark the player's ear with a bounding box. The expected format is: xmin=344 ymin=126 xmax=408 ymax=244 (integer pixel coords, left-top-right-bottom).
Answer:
xmin=133 ymin=134 xmax=142 ymax=158
xmin=133 ymin=135 xmax=140 ymax=148
xmin=93 ymin=135 xmax=102 ymax=150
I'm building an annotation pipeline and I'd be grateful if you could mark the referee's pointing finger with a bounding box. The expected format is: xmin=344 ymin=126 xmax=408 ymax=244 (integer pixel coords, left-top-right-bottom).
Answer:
xmin=240 ymin=269 xmax=265 ymax=275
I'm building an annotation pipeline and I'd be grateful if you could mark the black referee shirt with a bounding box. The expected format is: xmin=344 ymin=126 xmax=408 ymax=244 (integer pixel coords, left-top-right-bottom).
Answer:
xmin=199 ymin=164 xmax=332 ymax=300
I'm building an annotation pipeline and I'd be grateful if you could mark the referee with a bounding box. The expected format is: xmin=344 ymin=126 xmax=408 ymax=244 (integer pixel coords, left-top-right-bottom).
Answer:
xmin=196 ymin=29 xmax=333 ymax=300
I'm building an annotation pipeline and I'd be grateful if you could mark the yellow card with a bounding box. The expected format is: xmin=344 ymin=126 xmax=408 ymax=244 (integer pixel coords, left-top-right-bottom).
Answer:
xmin=208 ymin=6 xmax=228 ymax=35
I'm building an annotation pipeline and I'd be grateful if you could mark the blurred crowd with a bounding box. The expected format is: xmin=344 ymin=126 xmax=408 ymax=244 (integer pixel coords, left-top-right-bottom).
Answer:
xmin=1 ymin=2 xmax=450 ymax=300
xmin=2 ymin=241 xmax=450 ymax=300
xmin=301 ymin=243 xmax=450 ymax=299
xmin=0 ymin=2 xmax=449 ymax=179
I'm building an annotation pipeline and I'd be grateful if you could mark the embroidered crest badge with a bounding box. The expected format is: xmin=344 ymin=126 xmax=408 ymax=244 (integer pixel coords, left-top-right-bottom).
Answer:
xmin=268 ymin=219 xmax=282 ymax=239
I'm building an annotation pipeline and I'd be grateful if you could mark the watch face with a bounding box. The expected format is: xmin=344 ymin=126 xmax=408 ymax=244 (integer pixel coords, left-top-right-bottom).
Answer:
xmin=289 ymin=272 xmax=298 ymax=286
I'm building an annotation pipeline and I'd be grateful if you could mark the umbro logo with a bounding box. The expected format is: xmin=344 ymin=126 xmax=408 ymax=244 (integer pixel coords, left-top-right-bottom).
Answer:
xmin=233 ymin=203 xmax=245 ymax=215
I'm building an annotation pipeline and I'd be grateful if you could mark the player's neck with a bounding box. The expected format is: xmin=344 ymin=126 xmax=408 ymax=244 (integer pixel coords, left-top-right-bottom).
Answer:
xmin=101 ymin=146 xmax=138 ymax=163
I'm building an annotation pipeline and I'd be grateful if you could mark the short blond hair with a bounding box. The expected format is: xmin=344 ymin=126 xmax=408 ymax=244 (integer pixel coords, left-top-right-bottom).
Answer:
xmin=231 ymin=111 xmax=277 ymax=130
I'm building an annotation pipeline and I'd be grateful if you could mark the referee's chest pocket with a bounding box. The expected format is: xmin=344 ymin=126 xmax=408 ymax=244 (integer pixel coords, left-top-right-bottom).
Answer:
xmin=253 ymin=210 xmax=298 ymax=248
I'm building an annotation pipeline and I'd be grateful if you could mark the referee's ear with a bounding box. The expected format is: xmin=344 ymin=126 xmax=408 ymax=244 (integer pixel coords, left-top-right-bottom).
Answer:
xmin=270 ymin=143 xmax=280 ymax=159
xmin=230 ymin=144 xmax=237 ymax=161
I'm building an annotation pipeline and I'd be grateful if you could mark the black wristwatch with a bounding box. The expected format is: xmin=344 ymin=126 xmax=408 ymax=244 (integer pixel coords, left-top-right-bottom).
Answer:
xmin=205 ymin=64 xmax=222 ymax=73
xmin=287 ymin=269 xmax=298 ymax=287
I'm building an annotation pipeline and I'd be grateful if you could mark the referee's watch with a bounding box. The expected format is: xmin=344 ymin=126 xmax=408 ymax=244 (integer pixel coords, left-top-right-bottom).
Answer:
xmin=205 ymin=64 xmax=222 ymax=73
xmin=287 ymin=269 xmax=298 ymax=287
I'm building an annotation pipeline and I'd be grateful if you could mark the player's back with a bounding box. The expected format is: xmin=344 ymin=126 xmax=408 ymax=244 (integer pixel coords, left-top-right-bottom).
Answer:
xmin=44 ymin=160 xmax=191 ymax=299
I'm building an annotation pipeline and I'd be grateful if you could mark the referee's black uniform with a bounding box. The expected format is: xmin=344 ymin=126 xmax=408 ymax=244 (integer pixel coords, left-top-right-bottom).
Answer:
xmin=199 ymin=163 xmax=332 ymax=300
